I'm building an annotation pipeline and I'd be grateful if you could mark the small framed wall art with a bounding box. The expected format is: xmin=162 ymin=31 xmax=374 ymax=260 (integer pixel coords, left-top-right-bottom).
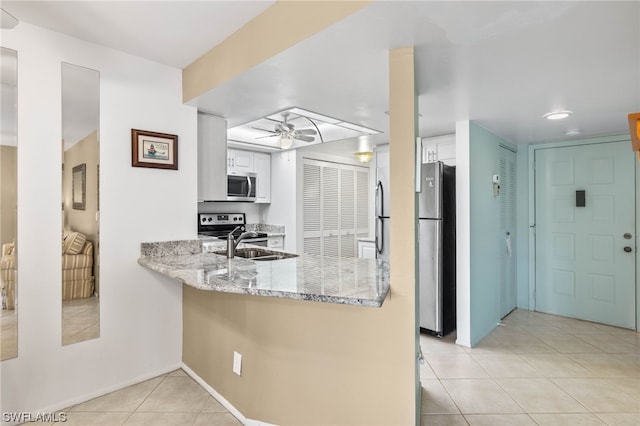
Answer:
xmin=72 ymin=163 xmax=86 ymax=210
xmin=131 ymin=129 xmax=178 ymax=170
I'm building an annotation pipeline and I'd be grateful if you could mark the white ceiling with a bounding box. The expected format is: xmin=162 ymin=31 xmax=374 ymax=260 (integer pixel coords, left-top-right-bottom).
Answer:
xmin=3 ymin=1 xmax=639 ymax=155
xmin=2 ymin=1 xmax=275 ymax=68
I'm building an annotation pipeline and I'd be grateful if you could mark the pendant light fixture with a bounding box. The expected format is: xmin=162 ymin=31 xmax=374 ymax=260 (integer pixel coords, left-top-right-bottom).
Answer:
xmin=354 ymin=137 xmax=374 ymax=163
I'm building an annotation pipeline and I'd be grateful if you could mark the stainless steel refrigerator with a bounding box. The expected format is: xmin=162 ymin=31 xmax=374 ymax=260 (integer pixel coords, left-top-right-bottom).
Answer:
xmin=375 ymin=148 xmax=390 ymax=261
xmin=419 ymin=162 xmax=456 ymax=336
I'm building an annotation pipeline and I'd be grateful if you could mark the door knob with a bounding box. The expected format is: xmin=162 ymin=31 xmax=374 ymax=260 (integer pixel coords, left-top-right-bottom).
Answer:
xmin=624 ymin=233 xmax=632 ymax=240
xmin=624 ymin=246 xmax=633 ymax=253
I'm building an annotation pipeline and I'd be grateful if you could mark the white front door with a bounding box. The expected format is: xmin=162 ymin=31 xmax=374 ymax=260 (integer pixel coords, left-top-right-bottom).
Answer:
xmin=535 ymin=141 xmax=636 ymax=329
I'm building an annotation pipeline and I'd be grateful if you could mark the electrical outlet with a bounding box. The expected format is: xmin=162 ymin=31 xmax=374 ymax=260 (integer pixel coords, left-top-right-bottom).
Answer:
xmin=233 ymin=351 xmax=242 ymax=376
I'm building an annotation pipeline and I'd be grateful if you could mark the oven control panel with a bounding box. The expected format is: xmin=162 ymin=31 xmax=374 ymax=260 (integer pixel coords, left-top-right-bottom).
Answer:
xmin=199 ymin=213 xmax=245 ymax=226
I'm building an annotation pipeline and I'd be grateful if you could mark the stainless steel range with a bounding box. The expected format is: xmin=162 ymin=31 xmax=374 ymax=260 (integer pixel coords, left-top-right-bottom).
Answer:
xmin=198 ymin=213 xmax=268 ymax=246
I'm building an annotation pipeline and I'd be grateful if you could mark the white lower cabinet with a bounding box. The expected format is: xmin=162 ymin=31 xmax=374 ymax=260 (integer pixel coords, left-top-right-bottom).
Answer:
xmin=268 ymin=236 xmax=284 ymax=249
xmin=357 ymin=240 xmax=376 ymax=259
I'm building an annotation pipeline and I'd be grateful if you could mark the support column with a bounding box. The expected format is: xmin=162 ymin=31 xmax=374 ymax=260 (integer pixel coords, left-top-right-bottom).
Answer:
xmin=389 ymin=46 xmax=419 ymax=423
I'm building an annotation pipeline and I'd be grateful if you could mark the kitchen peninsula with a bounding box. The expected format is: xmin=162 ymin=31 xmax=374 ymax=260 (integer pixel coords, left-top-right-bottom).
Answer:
xmin=138 ymin=238 xmax=403 ymax=425
xmin=138 ymin=239 xmax=390 ymax=307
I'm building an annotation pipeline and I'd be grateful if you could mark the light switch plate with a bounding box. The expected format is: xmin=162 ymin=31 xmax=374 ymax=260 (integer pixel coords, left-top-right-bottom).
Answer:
xmin=233 ymin=351 xmax=242 ymax=376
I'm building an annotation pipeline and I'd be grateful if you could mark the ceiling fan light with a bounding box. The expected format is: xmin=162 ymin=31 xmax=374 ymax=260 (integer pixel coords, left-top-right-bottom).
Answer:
xmin=279 ymin=134 xmax=294 ymax=149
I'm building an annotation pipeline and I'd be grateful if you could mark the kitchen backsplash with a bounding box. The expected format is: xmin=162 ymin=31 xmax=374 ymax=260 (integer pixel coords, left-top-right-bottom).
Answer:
xmin=245 ymin=223 xmax=285 ymax=234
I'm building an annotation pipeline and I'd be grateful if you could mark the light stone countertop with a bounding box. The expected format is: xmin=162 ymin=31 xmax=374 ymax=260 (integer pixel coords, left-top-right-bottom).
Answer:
xmin=138 ymin=239 xmax=390 ymax=308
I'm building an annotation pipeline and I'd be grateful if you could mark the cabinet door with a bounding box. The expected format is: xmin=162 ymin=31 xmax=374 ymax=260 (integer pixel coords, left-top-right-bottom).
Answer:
xmin=254 ymin=152 xmax=271 ymax=203
xmin=422 ymin=134 xmax=456 ymax=166
xmin=267 ymin=236 xmax=283 ymax=249
xmin=358 ymin=241 xmax=376 ymax=259
xmin=228 ymin=149 xmax=254 ymax=174
xmin=198 ymin=113 xmax=227 ymax=201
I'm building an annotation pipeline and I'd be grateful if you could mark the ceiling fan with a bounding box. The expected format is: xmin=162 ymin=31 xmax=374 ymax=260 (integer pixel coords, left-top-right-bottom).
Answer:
xmin=255 ymin=112 xmax=318 ymax=148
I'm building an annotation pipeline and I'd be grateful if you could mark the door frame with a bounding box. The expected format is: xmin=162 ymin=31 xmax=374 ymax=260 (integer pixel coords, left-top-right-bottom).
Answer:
xmin=527 ymin=133 xmax=639 ymax=330
xmin=500 ymin=145 xmax=517 ymax=318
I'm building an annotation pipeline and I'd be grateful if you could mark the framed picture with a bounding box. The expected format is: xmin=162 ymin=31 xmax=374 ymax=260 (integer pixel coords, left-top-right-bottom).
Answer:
xmin=131 ymin=129 xmax=178 ymax=170
xmin=72 ymin=163 xmax=86 ymax=210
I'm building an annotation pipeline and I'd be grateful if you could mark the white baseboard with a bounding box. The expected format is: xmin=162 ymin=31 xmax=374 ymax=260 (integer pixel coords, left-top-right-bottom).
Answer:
xmin=455 ymin=337 xmax=471 ymax=348
xmin=14 ymin=362 xmax=275 ymax=426
xmin=180 ymin=362 xmax=277 ymax=426
xmin=180 ymin=363 xmax=247 ymax=424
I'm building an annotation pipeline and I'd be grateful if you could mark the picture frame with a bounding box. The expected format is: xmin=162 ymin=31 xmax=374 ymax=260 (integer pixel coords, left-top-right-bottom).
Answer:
xmin=131 ymin=129 xmax=178 ymax=170
xmin=72 ymin=163 xmax=86 ymax=210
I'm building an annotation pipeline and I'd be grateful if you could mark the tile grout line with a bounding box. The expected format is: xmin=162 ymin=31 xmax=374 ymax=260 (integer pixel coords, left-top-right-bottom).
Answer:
xmin=124 ymin=370 xmax=171 ymax=424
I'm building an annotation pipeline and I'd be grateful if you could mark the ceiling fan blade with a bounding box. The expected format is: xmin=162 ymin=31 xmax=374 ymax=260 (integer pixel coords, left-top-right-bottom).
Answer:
xmin=255 ymin=134 xmax=278 ymax=139
xmin=294 ymin=129 xmax=317 ymax=136
xmin=295 ymin=135 xmax=315 ymax=142
xmin=251 ymin=126 xmax=278 ymax=134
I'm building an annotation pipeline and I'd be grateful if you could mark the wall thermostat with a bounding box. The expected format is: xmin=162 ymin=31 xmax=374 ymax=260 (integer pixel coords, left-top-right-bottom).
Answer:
xmin=492 ymin=174 xmax=500 ymax=184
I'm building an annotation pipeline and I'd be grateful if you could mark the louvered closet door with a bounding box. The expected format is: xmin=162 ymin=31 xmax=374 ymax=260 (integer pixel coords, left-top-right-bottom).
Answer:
xmin=340 ymin=166 xmax=356 ymax=257
xmin=356 ymin=169 xmax=369 ymax=241
xmin=499 ymin=147 xmax=517 ymax=318
xmin=303 ymin=161 xmax=322 ymax=255
xmin=322 ymin=164 xmax=340 ymax=257
xmin=303 ymin=159 xmax=370 ymax=259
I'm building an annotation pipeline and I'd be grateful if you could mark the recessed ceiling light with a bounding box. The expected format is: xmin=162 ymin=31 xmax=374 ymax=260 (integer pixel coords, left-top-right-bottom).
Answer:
xmin=565 ymin=129 xmax=581 ymax=136
xmin=543 ymin=110 xmax=573 ymax=120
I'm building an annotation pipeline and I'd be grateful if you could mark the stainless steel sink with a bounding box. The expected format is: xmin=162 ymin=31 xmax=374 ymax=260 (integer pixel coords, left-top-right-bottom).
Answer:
xmin=214 ymin=248 xmax=298 ymax=261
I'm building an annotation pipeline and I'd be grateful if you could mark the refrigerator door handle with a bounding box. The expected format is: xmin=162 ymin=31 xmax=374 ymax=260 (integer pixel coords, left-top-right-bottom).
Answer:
xmin=375 ymin=181 xmax=383 ymax=218
xmin=375 ymin=217 xmax=383 ymax=254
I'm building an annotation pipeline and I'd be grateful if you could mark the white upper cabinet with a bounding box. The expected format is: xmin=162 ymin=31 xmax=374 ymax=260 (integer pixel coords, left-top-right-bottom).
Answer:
xmin=253 ymin=152 xmax=271 ymax=204
xmin=198 ymin=113 xmax=227 ymax=201
xmin=228 ymin=148 xmax=254 ymax=174
xmin=422 ymin=134 xmax=456 ymax=166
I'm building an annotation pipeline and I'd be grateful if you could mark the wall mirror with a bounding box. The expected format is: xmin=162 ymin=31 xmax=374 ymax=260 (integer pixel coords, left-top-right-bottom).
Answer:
xmin=0 ymin=47 xmax=18 ymax=360
xmin=61 ymin=62 xmax=99 ymax=345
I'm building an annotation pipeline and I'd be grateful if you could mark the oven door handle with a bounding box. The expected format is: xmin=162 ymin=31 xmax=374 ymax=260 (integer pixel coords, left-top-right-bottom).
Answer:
xmin=247 ymin=175 xmax=252 ymax=198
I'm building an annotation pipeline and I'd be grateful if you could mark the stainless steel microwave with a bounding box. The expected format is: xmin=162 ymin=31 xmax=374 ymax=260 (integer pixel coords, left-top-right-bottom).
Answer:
xmin=227 ymin=172 xmax=256 ymax=202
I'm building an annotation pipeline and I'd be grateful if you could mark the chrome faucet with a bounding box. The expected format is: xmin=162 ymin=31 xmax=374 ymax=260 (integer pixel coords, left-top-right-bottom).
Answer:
xmin=226 ymin=226 xmax=258 ymax=258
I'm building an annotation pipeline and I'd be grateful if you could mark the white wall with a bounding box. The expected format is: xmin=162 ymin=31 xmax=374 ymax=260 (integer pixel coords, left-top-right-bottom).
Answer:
xmin=1 ymin=23 xmax=196 ymax=416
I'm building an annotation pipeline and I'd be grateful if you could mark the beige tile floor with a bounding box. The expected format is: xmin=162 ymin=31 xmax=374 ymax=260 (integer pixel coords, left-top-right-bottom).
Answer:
xmin=62 ymin=296 xmax=100 ymax=345
xmin=0 ymin=306 xmax=17 ymax=359
xmin=28 ymin=308 xmax=639 ymax=425
xmin=420 ymin=309 xmax=640 ymax=425
xmin=55 ymin=369 xmax=242 ymax=426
